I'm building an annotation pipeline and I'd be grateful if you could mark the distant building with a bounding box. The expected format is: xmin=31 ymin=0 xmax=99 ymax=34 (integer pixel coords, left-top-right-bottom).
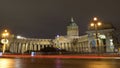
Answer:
xmin=53 ymin=18 xmax=89 ymax=53
xmin=6 ymin=18 xmax=115 ymax=54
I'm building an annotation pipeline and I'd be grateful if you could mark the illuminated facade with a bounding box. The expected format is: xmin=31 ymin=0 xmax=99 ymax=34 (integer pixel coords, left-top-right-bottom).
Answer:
xmin=9 ymin=38 xmax=52 ymax=53
xmin=67 ymin=17 xmax=79 ymax=36
xmin=87 ymin=23 xmax=115 ymax=53
xmin=53 ymin=18 xmax=89 ymax=53
xmin=6 ymin=18 xmax=115 ymax=54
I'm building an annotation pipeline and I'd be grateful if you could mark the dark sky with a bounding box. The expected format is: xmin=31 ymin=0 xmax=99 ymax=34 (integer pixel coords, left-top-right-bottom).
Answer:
xmin=0 ymin=0 xmax=120 ymax=38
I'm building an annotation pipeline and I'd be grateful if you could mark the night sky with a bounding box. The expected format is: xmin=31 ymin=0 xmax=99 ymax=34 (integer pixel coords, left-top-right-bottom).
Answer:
xmin=0 ymin=0 xmax=120 ymax=38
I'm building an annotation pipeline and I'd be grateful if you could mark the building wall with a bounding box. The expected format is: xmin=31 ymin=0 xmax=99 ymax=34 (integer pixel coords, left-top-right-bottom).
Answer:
xmin=6 ymin=18 xmax=115 ymax=54
xmin=9 ymin=38 xmax=53 ymax=53
xmin=7 ymin=35 xmax=89 ymax=54
xmin=87 ymin=29 xmax=115 ymax=53
xmin=53 ymin=35 xmax=89 ymax=53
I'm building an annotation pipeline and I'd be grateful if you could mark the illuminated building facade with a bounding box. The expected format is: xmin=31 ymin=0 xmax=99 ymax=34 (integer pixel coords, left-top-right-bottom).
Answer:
xmin=53 ymin=18 xmax=89 ymax=53
xmin=9 ymin=38 xmax=53 ymax=53
xmin=6 ymin=18 xmax=115 ymax=54
xmin=87 ymin=23 xmax=115 ymax=53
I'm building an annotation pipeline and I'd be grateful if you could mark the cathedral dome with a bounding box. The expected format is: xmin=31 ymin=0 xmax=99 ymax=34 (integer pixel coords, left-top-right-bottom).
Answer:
xmin=69 ymin=17 xmax=78 ymax=26
xmin=67 ymin=17 xmax=79 ymax=36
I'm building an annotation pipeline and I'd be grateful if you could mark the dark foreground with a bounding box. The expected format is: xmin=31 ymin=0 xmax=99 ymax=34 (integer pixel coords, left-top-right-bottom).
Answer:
xmin=0 ymin=58 xmax=120 ymax=68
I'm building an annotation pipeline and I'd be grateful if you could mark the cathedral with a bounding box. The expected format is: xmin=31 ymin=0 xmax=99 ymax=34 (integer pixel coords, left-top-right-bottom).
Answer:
xmin=4 ymin=18 xmax=115 ymax=54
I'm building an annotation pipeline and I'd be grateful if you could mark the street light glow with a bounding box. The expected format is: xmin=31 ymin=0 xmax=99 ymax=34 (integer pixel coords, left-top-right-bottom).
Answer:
xmin=1 ymin=29 xmax=10 ymax=54
xmin=4 ymin=30 xmax=8 ymax=32
xmin=97 ymin=22 xmax=102 ymax=26
xmin=93 ymin=17 xmax=98 ymax=21
xmin=6 ymin=33 xmax=9 ymax=36
xmin=2 ymin=30 xmax=9 ymax=38
xmin=90 ymin=23 xmax=94 ymax=27
xmin=90 ymin=17 xmax=103 ymax=53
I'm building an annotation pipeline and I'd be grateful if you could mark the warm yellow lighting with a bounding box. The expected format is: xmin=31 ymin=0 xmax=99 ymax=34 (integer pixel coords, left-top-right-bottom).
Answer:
xmin=2 ymin=33 xmax=6 ymax=37
xmin=97 ymin=22 xmax=102 ymax=26
xmin=90 ymin=23 xmax=94 ymax=27
xmin=4 ymin=30 xmax=8 ymax=32
xmin=93 ymin=17 xmax=98 ymax=21
xmin=2 ymin=29 xmax=9 ymax=38
xmin=1 ymin=39 xmax=9 ymax=44
xmin=87 ymin=61 xmax=113 ymax=68
xmin=0 ymin=59 xmax=15 ymax=68
xmin=6 ymin=33 xmax=9 ymax=36
xmin=1 ymin=29 xmax=10 ymax=54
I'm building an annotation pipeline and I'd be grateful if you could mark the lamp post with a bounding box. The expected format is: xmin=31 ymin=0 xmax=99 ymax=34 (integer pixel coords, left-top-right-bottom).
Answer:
xmin=1 ymin=29 xmax=9 ymax=53
xmin=90 ymin=17 xmax=102 ymax=53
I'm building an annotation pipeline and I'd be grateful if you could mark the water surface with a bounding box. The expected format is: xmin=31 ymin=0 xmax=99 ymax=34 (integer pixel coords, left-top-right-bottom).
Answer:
xmin=0 ymin=58 xmax=120 ymax=68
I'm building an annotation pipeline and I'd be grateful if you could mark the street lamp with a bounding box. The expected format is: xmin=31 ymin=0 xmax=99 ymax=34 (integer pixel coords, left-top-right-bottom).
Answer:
xmin=1 ymin=29 xmax=10 ymax=53
xmin=90 ymin=17 xmax=102 ymax=53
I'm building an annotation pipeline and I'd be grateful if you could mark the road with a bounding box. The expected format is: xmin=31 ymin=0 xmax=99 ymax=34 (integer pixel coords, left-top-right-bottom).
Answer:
xmin=1 ymin=54 xmax=120 ymax=59
xmin=0 ymin=58 xmax=120 ymax=68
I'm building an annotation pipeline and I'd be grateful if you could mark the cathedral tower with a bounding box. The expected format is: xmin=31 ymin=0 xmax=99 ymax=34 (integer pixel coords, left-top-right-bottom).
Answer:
xmin=67 ymin=17 xmax=79 ymax=36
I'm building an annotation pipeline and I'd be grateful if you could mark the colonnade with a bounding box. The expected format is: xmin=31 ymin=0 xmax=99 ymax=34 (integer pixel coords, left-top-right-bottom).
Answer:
xmin=9 ymin=39 xmax=53 ymax=53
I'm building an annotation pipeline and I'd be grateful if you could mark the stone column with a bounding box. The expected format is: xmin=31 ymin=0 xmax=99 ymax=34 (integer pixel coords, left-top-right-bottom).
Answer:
xmin=38 ymin=44 xmax=40 ymax=51
xmin=25 ymin=43 xmax=28 ymax=51
xmin=9 ymin=43 xmax=14 ymax=53
xmin=18 ymin=43 xmax=21 ymax=53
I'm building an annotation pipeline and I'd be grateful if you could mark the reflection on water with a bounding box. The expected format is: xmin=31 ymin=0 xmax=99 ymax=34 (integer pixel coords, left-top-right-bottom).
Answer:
xmin=0 ymin=58 xmax=21 ymax=68
xmin=87 ymin=60 xmax=116 ymax=68
xmin=0 ymin=58 xmax=120 ymax=68
xmin=55 ymin=59 xmax=61 ymax=68
xmin=0 ymin=58 xmax=14 ymax=68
